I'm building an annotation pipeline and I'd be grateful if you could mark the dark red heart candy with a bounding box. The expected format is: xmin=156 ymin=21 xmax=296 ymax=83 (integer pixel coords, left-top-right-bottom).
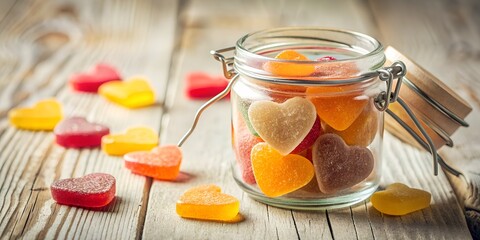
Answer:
xmin=51 ymin=173 xmax=116 ymax=208
xmin=54 ymin=116 xmax=110 ymax=148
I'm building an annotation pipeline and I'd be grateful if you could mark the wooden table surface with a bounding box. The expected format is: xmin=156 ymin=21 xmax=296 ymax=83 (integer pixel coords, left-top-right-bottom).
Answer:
xmin=1 ymin=0 xmax=479 ymax=239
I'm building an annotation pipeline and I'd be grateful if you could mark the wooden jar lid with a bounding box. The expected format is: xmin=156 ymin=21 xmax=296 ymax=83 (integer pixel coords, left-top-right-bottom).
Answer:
xmin=384 ymin=46 xmax=472 ymax=149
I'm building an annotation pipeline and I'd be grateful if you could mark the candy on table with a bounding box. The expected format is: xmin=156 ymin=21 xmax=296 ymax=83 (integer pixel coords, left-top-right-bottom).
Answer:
xmin=101 ymin=127 xmax=158 ymax=156
xmin=312 ymin=133 xmax=374 ymax=194
xmin=263 ymin=50 xmax=315 ymax=77
xmin=8 ymin=99 xmax=62 ymax=131
xmin=370 ymin=183 xmax=431 ymax=216
xmin=306 ymin=85 xmax=368 ymax=131
xmin=185 ymin=72 xmax=229 ymax=99
xmin=124 ymin=145 xmax=182 ymax=180
xmin=51 ymin=173 xmax=116 ymax=208
xmin=248 ymin=97 xmax=317 ymax=155
xmin=233 ymin=114 xmax=263 ymax=184
xmin=98 ymin=77 xmax=155 ymax=108
xmin=54 ymin=116 xmax=110 ymax=148
xmin=70 ymin=63 xmax=122 ymax=93
xmin=251 ymin=142 xmax=314 ymax=197
xmin=176 ymin=184 xmax=240 ymax=222
xmin=323 ymin=102 xmax=378 ymax=147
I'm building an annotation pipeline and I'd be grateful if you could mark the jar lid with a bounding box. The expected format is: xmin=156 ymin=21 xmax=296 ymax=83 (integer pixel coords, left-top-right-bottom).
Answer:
xmin=384 ymin=46 xmax=472 ymax=149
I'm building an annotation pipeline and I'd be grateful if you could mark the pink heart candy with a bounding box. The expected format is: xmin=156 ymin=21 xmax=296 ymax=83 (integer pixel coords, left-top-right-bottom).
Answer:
xmin=54 ymin=116 xmax=110 ymax=148
xmin=70 ymin=63 xmax=122 ymax=92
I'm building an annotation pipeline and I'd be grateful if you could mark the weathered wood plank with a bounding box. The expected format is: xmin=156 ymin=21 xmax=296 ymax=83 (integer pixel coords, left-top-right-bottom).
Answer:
xmin=0 ymin=0 xmax=179 ymax=239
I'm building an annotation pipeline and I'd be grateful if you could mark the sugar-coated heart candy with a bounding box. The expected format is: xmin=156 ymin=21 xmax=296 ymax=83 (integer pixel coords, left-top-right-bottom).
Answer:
xmin=124 ymin=145 xmax=182 ymax=180
xmin=8 ymin=99 xmax=62 ymax=131
xmin=101 ymin=127 xmax=158 ymax=156
xmin=251 ymin=142 xmax=314 ymax=197
xmin=185 ymin=72 xmax=229 ymax=99
xmin=248 ymin=97 xmax=317 ymax=155
xmin=263 ymin=50 xmax=315 ymax=77
xmin=291 ymin=116 xmax=322 ymax=154
xmin=176 ymin=185 xmax=240 ymax=221
xmin=70 ymin=63 xmax=122 ymax=92
xmin=238 ymin=99 xmax=259 ymax=137
xmin=99 ymin=78 xmax=155 ymax=108
xmin=312 ymin=133 xmax=374 ymax=194
xmin=51 ymin=173 xmax=116 ymax=208
xmin=324 ymin=102 xmax=378 ymax=147
xmin=371 ymin=183 xmax=431 ymax=216
xmin=54 ymin=117 xmax=110 ymax=148
xmin=307 ymin=86 xmax=368 ymax=131
xmin=233 ymin=114 xmax=263 ymax=184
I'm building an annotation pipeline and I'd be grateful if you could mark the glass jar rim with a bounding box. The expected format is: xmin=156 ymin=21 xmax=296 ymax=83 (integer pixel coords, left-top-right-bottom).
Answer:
xmin=233 ymin=27 xmax=386 ymax=85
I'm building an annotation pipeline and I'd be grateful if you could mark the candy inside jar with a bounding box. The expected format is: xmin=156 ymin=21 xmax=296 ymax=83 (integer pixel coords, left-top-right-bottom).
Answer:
xmin=229 ymin=28 xmax=386 ymax=209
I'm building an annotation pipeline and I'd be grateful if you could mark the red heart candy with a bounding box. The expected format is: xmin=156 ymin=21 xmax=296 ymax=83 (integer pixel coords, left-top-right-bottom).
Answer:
xmin=185 ymin=72 xmax=229 ymax=99
xmin=54 ymin=116 xmax=110 ymax=148
xmin=51 ymin=173 xmax=116 ymax=208
xmin=312 ymin=133 xmax=374 ymax=194
xmin=70 ymin=63 xmax=122 ymax=92
xmin=291 ymin=116 xmax=322 ymax=154
xmin=124 ymin=145 xmax=182 ymax=180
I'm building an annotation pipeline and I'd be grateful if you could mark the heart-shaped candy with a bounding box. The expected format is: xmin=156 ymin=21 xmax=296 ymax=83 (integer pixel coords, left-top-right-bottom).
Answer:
xmin=70 ymin=63 xmax=122 ymax=92
xmin=371 ymin=183 xmax=431 ymax=216
xmin=176 ymin=185 xmax=240 ymax=221
xmin=124 ymin=145 xmax=182 ymax=180
xmin=185 ymin=72 xmax=229 ymax=99
xmin=251 ymin=142 xmax=314 ymax=197
xmin=51 ymin=173 xmax=116 ymax=208
xmin=101 ymin=127 xmax=158 ymax=156
xmin=99 ymin=78 xmax=155 ymax=108
xmin=54 ymin=116 xmax=110 ymax=148
xmin=324 ymin=102 xmax=378 ymax=147
xmin=312 ymin=133 xmax=374 ymax=194
xmin=307 ymin=86 xmax=368 ymax=131
xmin=8 ymin=99 xmax=63 ymax=130
xmin=248 ymin=97 xmax=317 ymax=155
xmin=263 ymin=50 xmax=315 ymax=77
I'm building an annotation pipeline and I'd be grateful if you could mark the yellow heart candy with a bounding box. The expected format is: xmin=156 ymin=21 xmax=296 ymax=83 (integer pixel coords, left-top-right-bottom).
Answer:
xmin=99 ymin=78 xmax=155 ymax=108
xmin=101 ymin=127 xmax=158 ymax=156
xmin=371 ymin=183 xmax=431 ymax=216
xmin=251 ymin=142 xmax=314 ymax=197
xmin=176 ymin=185 xmax=240 ymax=222
xmin=8 ymin=99 xmax=62 ymax=130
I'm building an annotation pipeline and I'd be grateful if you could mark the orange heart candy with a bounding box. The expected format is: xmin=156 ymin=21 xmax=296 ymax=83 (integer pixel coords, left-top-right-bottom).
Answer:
xmin=251 ymin=142 xmax=314 ymax=197
xmin=263 ymin=50 xmax=315 ymax=77
xmin=176 ymin=185 xmax=240 ymax=221
xmin=124 ymin=145 xmax=182 ymax=180
xmin=307 ymin=86 xmax=368 ymax=131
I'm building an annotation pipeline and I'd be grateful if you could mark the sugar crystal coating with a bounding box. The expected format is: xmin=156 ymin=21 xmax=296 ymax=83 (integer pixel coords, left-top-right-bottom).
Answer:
xmin=251 ymin=142 xmax=314 ymax=197
xmin=176 ymin=185 xmax=240 ymax=221
xmin=51 ymin=173 xmax=116 ymax=208
xmin=248 ymin=97 xmax=317 ymax=155
xmin=124 ymin=145 xmax=182 ymax=180
xmin=371 ymin=183 xmax=431 ymax=216
xmin=54 ymin=116 xmax=110 ymax=148
xmin=312 ymin=133 xmax=374 ymax=194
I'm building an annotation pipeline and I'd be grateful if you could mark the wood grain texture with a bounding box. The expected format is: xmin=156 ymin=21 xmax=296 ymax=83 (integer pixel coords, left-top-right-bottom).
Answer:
xmin=0 ymin=0 xmax=476 ymax=239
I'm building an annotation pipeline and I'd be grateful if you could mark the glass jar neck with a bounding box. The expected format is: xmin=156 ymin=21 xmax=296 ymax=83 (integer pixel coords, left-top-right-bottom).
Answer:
xmin=234 ymin=27 xmax=385 ymax=86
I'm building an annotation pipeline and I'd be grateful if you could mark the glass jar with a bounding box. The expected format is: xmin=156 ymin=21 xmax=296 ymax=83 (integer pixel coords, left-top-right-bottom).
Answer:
xmin=229 ymin=28 xmax=385 ymax=210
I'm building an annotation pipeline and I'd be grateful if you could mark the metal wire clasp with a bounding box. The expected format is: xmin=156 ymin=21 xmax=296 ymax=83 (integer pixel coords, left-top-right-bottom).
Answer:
xmin=375 ymin=61 xmax=461 ymax=176
xmin=210 ymin=47 xmax=236 ymax=79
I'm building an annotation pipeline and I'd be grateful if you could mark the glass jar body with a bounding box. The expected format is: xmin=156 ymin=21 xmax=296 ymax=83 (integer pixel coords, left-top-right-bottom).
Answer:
xmin=229 ymin=28 xmax=386 ymax=209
